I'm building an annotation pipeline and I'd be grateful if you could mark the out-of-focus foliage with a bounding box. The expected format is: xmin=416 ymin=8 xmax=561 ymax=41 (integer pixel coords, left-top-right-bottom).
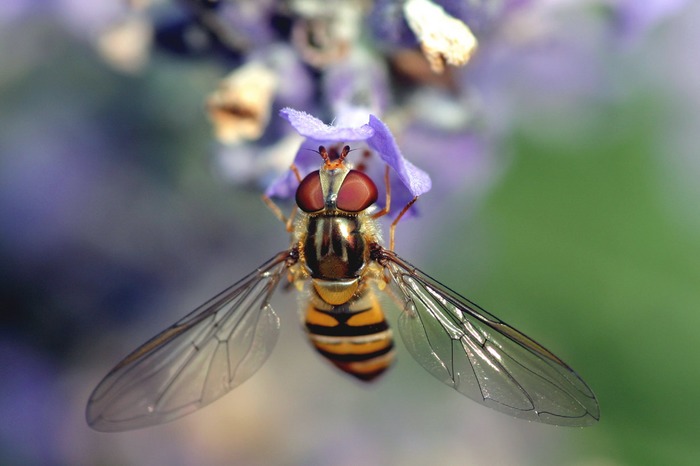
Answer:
xmin=1 ymin=1 xmax=699 ymax=465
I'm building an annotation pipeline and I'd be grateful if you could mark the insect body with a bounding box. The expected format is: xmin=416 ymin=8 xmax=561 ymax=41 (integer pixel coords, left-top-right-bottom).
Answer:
xmin=296 ymin=156 xmax=395 ymax=381
xmin=86 ymin=146 xmax=600 ymax=432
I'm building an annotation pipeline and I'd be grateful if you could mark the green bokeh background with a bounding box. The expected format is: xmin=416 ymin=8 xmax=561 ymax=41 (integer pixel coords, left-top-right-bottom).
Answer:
xmin=446 ymin=98 xmax=700 ymax=465
xmin=2 ymin=6 xmax=700 ymax=466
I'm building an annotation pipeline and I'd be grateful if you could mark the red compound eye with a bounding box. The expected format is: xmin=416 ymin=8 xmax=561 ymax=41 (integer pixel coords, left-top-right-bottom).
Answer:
xmin=336 ymin=170 xmax=378 ymax=212
xmin=296 ymin=170 xmax=324 ymax=212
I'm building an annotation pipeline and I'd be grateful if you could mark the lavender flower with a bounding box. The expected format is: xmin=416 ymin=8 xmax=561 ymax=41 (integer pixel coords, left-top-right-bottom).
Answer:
xmin=5 ymin=1 xmax=700 ymax=465
xmin=193 ymin=0 xmax=690 ymax=219
xmin=614 ymin=0 xmax=691 ymax=40
xmin=45 ymin=0 xmax=692 ymax=210
xmin=45 ymin=0 xmax=494 ymax=201
xmin=266 ymin=108 xmax=431 ymax=216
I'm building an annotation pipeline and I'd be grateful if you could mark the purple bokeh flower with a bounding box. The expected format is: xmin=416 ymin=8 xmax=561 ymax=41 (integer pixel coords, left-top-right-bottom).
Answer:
xmin=6 ymin=0 xmax=700 ymax=464
xmin=28 ymin=0 xmax=688 ymax=211
xmin=266 ymin=108 xmax=431 ymax=216
xmin=614 ymin=0 xmax=690 ymax=40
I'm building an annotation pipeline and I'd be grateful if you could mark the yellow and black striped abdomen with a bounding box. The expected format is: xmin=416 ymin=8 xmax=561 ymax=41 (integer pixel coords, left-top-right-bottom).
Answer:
xmin=305 ymin=286 xmax=395 ymax=381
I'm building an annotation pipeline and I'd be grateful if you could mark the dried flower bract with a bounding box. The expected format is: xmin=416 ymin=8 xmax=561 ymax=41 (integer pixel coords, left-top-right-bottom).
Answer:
xmin=403 ymin=0 xmax=478 ymax=74
xmin=207 ymin=62 xmax=279 ymax=144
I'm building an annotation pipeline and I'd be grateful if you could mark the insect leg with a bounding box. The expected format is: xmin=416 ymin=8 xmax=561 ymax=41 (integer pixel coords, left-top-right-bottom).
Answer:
xmin=372 ymin=165 xmax=392 ymax=220
xmin=289 ymin=163 xmax=303 ymax=183
xmin=261 ymin=163 xmax=303 ymax=232
xmin=389 ymin=196 xmax=418 ymax=251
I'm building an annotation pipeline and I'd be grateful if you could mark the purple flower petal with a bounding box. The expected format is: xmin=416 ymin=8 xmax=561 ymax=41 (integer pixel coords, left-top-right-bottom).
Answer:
xmin=323 ymin=53 xmax=390 ymax=119
xmin=271 ymin=108 xmax=433 ymax=216
xmin=264 ymin=169 xmax=297 ymax=198
xmin=615 ymin=0 xmax=689 ymax=39
xmin=264 ymin=139 xmax=321 ymax=198
xmin=368 ymin=0 xmax=418 ymax=48
xmin=367 ymin=115 xmax=432 ymax=197
xmin=280 ymin=108 xmax=375 ymax=141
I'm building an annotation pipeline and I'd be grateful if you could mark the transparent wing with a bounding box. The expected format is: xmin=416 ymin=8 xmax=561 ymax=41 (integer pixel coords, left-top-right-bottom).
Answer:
xmin=86 ymin=251 xmax=291 ymax=432
xmin=380 ymin=249 xmax=600 ymax=426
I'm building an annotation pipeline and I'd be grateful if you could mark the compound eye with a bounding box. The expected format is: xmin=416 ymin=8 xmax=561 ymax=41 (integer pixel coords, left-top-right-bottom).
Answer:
xmin=296 ymin=170 xmax=324 ymax=212
xmin=336 ymin=170 xmax=378 ymax=212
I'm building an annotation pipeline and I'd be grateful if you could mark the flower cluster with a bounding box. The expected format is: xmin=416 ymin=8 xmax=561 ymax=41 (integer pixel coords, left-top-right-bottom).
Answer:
xmin=267 ymin=108 xmax=431 ymax=214
xmin=1 ymin=1 xmax=697 ymax=465
xmin=45 ymin=0 xmax=688 ymax=216
xmin=83 ymin=0 xmax=523 ymax=211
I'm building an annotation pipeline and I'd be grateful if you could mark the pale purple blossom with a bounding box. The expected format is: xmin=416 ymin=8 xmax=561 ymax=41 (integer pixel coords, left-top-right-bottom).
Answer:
xmin=4 ymin=0 xmax=700 ymax=465
xmin=267 ymin=108 xmax=432 ymax=216
xmin=614 ymin=0 xmax=691 ymax=39
xmin=15 ymin=0 xmax=685 ymax=205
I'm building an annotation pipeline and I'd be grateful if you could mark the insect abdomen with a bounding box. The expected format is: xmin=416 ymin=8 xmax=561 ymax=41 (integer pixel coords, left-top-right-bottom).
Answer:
xmin=305 ymin=288 xmax=395 ymax=381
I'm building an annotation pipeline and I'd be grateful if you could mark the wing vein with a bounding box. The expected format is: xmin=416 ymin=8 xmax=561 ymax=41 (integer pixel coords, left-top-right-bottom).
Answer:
xmin=381 ymin=248 xmax=600 ymax=426
xmin=86 ymin=252 xmax=290 ymax=431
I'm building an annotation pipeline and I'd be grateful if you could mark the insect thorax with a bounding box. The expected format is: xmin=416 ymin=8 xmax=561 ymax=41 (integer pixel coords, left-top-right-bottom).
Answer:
xmin=290 ymin=210 xmax=380 ymax=306
xmin=303 ymin=214 xmax=367 ymax=280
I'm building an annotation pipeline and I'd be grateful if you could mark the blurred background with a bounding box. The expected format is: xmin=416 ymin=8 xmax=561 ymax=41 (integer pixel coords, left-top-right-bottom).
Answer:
xmin=2 ymin=1 xmax=700 ymax=465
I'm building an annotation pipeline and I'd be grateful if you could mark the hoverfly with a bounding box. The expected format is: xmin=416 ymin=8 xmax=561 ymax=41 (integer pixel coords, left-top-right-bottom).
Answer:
xmin=86 ymin=145 xmax=599 ymax=431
